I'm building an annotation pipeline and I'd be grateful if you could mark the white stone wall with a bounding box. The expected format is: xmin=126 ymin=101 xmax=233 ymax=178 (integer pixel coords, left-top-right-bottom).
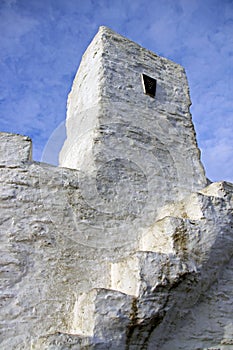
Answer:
xmin=0 ymin=132 xmax=111 ymax=348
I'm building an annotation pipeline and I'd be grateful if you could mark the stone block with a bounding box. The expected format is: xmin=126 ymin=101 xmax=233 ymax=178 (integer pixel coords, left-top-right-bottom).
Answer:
xmin=139 ymin=216 xmax=185 ymax=254
xmin=70 ymin=288 xmax=134 ymax=344
xmin=111 ymin=251 xmax=193 ymax=297
xmin=0 ymin=132 xmax=32 ymax=166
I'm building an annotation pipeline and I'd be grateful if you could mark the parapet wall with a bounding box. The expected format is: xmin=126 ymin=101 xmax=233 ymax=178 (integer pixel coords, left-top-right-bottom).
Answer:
xmin=0 ymin=132 xmax=32 ymax=166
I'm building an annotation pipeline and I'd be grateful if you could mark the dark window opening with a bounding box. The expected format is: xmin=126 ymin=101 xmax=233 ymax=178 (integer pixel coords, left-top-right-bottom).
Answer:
xmin=141 ymin=74 xmax=157 ymax=98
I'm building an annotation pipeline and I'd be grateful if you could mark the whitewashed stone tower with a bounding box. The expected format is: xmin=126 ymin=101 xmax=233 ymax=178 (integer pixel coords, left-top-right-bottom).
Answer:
xmin=60 ymin=26 xmax=207 ymax=229
xmin=1 ymin=27 xmax=232 ymax=350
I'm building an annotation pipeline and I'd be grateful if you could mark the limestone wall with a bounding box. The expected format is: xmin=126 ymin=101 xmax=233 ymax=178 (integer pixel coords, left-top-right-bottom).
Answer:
xmin=0 ymin=133 xmax=112 ymax=348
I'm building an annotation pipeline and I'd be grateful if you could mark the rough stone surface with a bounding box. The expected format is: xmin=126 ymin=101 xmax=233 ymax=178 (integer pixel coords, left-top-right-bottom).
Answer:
xmin=0 ymin=27 xmax=232 ymax=350
xmin=0 ymin=132 xmax=32 ymax=166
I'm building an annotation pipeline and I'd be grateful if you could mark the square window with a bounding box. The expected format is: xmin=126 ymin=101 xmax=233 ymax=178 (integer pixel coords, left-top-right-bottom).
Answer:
xmin=141 ymin=74 xmax=157 ymax=98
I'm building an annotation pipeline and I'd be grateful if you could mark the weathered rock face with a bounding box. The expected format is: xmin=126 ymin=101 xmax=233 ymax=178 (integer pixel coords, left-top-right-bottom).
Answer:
xmin=0 ymin=27 xmax=232 ymax=350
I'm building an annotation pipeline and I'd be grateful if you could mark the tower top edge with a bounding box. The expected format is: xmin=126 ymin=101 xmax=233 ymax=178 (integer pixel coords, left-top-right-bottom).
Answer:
xmin=95 ymin=26 xmax=185 ymax=71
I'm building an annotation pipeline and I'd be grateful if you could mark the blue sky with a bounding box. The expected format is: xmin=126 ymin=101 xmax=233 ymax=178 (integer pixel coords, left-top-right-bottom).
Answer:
xmin=0 ymin=0 xmax=232 ymax=182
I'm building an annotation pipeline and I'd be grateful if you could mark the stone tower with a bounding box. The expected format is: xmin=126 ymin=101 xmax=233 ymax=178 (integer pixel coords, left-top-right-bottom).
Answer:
xmin=60 ymin=26 xmax=206 ymax=215
xmin=1 ymin=27 xmax=232 ymax=350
